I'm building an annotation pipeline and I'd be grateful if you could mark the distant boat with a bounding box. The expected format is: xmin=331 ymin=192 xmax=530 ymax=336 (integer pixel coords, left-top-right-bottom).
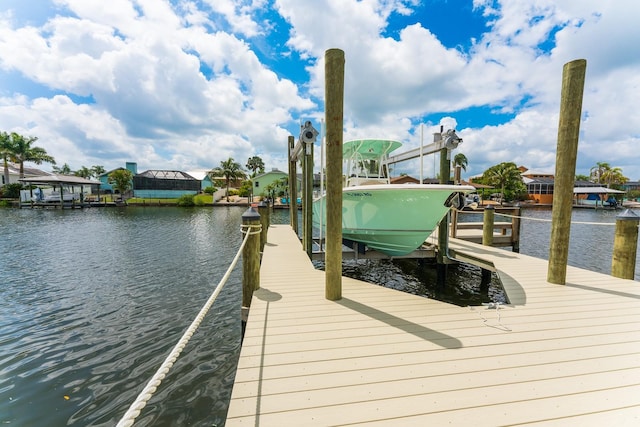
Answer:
xmin=313 ymin=139 xmax=474 ymax=256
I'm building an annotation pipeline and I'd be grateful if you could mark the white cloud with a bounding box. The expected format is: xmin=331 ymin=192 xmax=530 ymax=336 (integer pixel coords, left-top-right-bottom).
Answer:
xmin=0 ymin=0 xmax=638 ymax=182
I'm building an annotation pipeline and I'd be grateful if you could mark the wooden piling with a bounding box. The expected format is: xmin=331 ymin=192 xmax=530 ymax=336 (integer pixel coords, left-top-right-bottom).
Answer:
xmin=303 ymin=138 xmax=314 ymax=257
xmin=257 ymin=200 xmax=269 ymax=252
xmin=450 ymin=165 xmax=461 ymax=238
xmin=436 ymin=147 xmax=451 ymax=290
xmin=324 ymin=48 xmax=344 ymax=301
xmin=288 ymin=135 xmax=298 ymax=234
xmin=242 ymin=207 xmax=261 ymax=308
xmin=548 ymin=59 xmax=587 ymax=285
xmin=482 ymin=204 xmax=495 ymax=246
xmin=611 ymin=209 xmax=639 ymax=280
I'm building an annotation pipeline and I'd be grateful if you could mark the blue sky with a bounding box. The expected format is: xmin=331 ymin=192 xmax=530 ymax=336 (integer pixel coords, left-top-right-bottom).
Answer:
xmin=1 ymin=0 xmax=639 ymax=180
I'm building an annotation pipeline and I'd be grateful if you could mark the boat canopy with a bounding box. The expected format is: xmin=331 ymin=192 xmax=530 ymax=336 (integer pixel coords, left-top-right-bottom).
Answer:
xmin=343 ymin=139 xmax=402 ymax=160
xmin=573 ymin=186 xmax=625 ymax=194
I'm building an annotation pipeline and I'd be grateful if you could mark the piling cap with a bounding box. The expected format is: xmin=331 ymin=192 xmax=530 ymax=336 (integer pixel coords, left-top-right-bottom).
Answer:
xmin=616 ymin=209 xmax=640 ymax=221
xmin=242 ymin=206 xmax=261 ymax=221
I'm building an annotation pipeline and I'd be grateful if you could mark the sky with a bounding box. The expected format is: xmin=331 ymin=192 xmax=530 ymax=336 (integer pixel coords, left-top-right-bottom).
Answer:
xmin=0 ymin=0 xmax=639 ymax=181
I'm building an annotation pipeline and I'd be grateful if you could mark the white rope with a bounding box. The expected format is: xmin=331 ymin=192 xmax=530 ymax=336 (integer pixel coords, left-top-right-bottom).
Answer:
xmin=470 ymin=303 xmax=512 ymax=332
xmin=494 ymin=211 xmax=618 ymax=226
xmin=116 ymin=224 xmax=261 ymax=427
xmin=455 ymin=206 xmax=622 ymax=226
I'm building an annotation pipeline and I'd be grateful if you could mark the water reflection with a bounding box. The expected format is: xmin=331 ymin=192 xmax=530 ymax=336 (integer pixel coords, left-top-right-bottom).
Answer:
xmin=0 ymin=207 xmax=245 ymax=426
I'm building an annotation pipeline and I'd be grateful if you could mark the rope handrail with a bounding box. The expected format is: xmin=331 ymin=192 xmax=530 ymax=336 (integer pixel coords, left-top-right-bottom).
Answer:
xmin=455 ymin=206 xmax=621 ymax=226
xmin=116 ymin=224 xmax=262 ymax=427
xmin=493 ymin=211 xmax=618 ymax=226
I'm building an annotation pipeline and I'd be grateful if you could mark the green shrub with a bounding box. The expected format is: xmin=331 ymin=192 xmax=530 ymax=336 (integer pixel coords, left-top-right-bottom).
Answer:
xmin=238 ymin=181 xmax=252 ymax=197
xmin=176 ymin=194 xmax=195 ymax=207
xmin=203 ymin=186 xmax=217 ymax=195
xmin=0 ymin=199 xmax=11 ymax=208
xmin=1 ymin=183 xmax=23 ymax=199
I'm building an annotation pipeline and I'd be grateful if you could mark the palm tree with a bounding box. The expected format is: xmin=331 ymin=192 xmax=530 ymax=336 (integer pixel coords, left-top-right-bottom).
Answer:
xmin=482 ymin=162 xmax=523 ymax=205
xmin=91 ymin=165 xmax=106 ymax=178
xmin=210 ymin=157 xmax=245 ymax=202
xmin=1 ymin=131 xmax=16 ymax=186
xmin=452 ymin=153 xmax=468 ymax=172
xmin=600 ymin=166 xmax=628 ymax=188
xmin=53 ymin=163 xmax=73 ymax=175
xmin=246 ymin=156 xmax=265 ymax=177
xmin=589 ymin=162 xmax=610 ymax=184
xmin=74 ymin=166 xmax=93 ymax=179
xmin=10 ymin=132 xmax=55 ymax=178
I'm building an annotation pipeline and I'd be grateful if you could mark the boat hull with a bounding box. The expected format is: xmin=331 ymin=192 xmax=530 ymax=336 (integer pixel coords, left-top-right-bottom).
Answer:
xmin=313 ymin=184 xmax=472 ymax=256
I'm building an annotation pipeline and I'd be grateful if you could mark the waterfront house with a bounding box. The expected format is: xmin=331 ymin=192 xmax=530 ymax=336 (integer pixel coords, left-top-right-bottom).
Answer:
xmin=391 ymin=175 xmax=420 ymax=184
xmin=1 ymin=162 xmax=51 ymax=187
xmin=252 ymin=169 xmax=289 ymax=197
xmin=98 ymin=162 xmax=138 ymax=194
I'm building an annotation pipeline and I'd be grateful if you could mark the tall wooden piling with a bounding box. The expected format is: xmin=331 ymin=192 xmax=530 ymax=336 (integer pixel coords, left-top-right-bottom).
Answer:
xmin=324 ymin=48 xmax=344 ymax=301
xmin=242 ymin=207 xmax=261 ymax=306
xmin=257 ymin=200 xmax=269 ymax=252
xmin=287 ymin=135 xmax=298 ymax=234
xmin=436 ymin=146 xmax=451 ymax=289
xmin=241 ymin=207 xmax=261 ymax=337
xmin=547 ymin=59 xmax=587 ymax=285
xmin=303 ymin=138 xmax=314 ymax=257
xmin=611 ymin=209 xmax=639 ymax=280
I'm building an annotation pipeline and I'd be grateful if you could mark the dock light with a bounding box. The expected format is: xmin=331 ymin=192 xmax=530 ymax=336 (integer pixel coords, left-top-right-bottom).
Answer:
xmin=300 ymin=120 xmax=318 ymax=154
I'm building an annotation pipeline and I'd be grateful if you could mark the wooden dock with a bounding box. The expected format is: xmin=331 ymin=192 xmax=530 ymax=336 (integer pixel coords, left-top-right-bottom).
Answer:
xmin=226 ymin=224 xmax=640 ymax=426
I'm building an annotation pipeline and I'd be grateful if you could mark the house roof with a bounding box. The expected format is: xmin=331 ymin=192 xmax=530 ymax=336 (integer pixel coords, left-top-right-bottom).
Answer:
xmin=19 ymin=174 xmax=101 ymax=185
xmin=573 ymin=186 xmax=625 ymax=194
xmin=137 ymin=170 xmax=197 ymax=180
xmin=185 ymin=170 xmax=210 ymax=180
xmin=253 ymin=169 xmax=287 ymax=180
xmin=6 ymin=162 xmax=51 ymax=177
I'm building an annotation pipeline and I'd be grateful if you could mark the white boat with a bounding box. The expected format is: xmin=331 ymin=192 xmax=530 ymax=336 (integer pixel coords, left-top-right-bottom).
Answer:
xmin=313 ymin=139 xmax=474 ymax=256
xmin=44 ymin=191 xmax=80 ymax=202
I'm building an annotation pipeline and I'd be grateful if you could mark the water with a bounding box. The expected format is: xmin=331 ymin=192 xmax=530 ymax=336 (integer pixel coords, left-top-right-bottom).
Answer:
xmin=518 ymin=206 xmax=640 ymax=278
xmin=1 ymin=206 xmax=255 ymax=426
xmin=1 ymin=205 xmax=636 ymax=426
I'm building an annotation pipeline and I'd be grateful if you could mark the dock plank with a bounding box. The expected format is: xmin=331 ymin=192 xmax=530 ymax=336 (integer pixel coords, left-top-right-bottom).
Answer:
xmin=226 ymin=224 xmax=640 ymax=426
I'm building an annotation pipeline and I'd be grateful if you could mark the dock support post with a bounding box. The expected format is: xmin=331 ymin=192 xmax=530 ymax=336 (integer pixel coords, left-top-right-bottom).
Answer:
xmin=241 ymin=207 xmax=261 ymax=337
xmin=324 ymin=48 xmax=344 ymax=301
xmin=548 ymin=59 xmax=587 ymax=285
xmin=436 ymin=140 xmax=451 ymax=290
xmin=257 ymin=200 xmax=269 ymax=252
xmin=303 ymin=134 xmax=314 ymax=257
xmin=482 ymin=205 xmax=494 ymax=246
xmin=611 ymin=209 xmax=639 ymax=280
xmin=511 ymin=207 xmax=521 ymax=253
xmin=480 ymin=204 xmax=495 ymax=291
xmin=288 ymin=135 xmax=298 ymax=234
xmin=450 ymin=165 xmax=461 ymax=238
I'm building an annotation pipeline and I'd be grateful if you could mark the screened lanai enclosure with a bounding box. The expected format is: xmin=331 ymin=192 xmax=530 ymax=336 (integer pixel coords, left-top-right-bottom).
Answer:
xmin=133 ymin=170 xmax=201 ymax=198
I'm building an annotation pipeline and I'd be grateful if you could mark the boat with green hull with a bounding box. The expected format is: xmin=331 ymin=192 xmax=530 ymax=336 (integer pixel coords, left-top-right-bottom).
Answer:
xmin=313 ymin=139 xmax=473 ymax=256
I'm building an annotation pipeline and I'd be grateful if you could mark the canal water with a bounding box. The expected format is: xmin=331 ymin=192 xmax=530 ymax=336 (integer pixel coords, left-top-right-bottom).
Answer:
xmin=1 ymin=205 xmax=637 ymax=426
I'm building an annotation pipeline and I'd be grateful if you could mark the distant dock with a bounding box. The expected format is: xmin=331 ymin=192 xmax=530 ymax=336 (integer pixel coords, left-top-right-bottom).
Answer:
xmin=226 ymin=224 xmax=640 ymax=425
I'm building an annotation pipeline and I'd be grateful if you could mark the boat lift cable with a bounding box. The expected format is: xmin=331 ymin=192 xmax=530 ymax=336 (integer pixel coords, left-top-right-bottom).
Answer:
xmin=116 ymin=224 xmax=262 ymax=427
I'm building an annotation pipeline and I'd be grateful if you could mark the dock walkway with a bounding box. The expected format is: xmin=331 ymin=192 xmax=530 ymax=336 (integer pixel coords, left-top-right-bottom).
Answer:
xmin=226 ymin=224 xmax=640 ymax=426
